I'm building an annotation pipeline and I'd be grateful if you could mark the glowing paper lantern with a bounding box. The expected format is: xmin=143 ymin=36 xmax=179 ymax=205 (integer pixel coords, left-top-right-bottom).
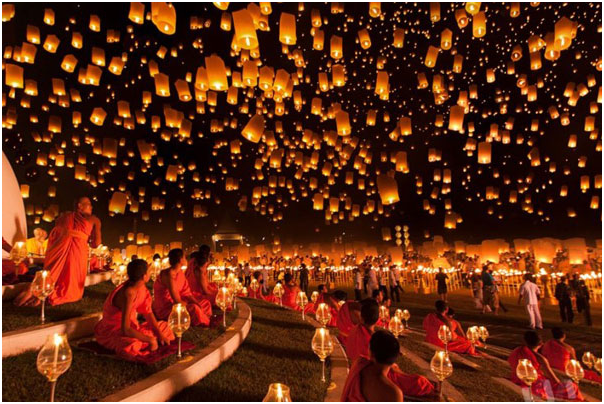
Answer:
xmin=279 ymin=12 xmax=296 ymax=45
xmin=377 ymin=174 xmax=399 ymax=205
xmin=205 ymin=55 xmax=228 ymax=91
xmin=242 ymin=114 xmax=265 ymax=143
xmin=151 ymin=2 xmax=176 ymax=35
xmin=233 ymin=9 xmax=258 ymax=49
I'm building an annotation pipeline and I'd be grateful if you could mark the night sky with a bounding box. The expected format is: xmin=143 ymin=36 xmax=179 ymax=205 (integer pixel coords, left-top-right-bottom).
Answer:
xmin=2 ymin=2 xmax=602 ymax=248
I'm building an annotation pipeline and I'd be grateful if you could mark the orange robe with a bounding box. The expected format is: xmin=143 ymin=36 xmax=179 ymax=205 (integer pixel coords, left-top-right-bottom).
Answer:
xmin=185 ymin=260 xmax=218 ymax=304
xmin=346 ymin=324 xmax=435 ymax=397
xmin=94 ymin=284 xmax=174 ymax=361
xmin=422 ymin=313 xmax=477 ymax=355
xmin=341 ymin=357 xmax=374 ymax=402
xmin=282 ymin=284 xmax=302 ymax=310
xmin=45 ymin=212 xmax=94 ymax=305
xmin=336 ymin=301 xmax=357 ymax=345
xmin=153 ymin=269 xmax=212 ymax=327
xmin=541 ymin=340 xmax=601 ymax=384
xmin=508 ymin=346 xmax=584 ymax=401
xmin=306 ymin=293 xmax=338 ymax=326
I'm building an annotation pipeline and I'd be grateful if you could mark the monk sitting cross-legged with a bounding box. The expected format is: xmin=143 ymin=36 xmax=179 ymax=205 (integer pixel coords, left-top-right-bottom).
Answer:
xmin=423 ymin=300 xmax=479 ymax=356
xmin=94 ymin=259 xmax=174 ymax=360
xmin=541 ymin=327 xmax=601 ymax=384
xmin=153 ymin=248 xmax=212 ymax=327
xmin=341 ymin=330 xmax=404 ymax=402
xmin=281 ymin=273 xmax=302 ymax=310
xmin=509 ymin=331 xmax=584 ymax=401
xmin=346 ymin=298 xmax=435 ymax=398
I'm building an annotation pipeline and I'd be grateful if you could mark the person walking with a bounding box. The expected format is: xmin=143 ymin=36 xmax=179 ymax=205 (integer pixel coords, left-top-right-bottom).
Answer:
xmin=518 ymin=273 xmax=543 ymax=329
xmin=554 ymin=276 xmax=574 ymax=323
xmin=388 ymin=265 xmax=401 ymax=303
xmin=354 ymin=267 xmax=363 ymax=301
xmin=481 ymin=265 xmax=495 ymax=314
xmin=435 ymin=267 xmax=449 ymax=302
xmin=575 ymin=279 xmax=592 ymax=326
xmin=367 ymin=265 xmax=379 ymax=298
xmin=470 ymin=270 xmax=484 ymax=310
xmin=299 ymin=263 xmax=309 ymax=296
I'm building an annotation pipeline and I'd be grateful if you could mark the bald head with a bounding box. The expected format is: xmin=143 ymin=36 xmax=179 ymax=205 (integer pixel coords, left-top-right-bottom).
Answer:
xmin=76 ymin=197 xmax=93 ymax=216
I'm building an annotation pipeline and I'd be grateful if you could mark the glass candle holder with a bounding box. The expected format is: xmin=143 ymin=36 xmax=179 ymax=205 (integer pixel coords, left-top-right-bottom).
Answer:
xmin=37 ymin=333 xmax=72 ymax=402
xmin=315 ymin=302 xmax=331 ymax=327
xmin=516 ymin=358 xmax=538 ymax=402
xmin=438 ymin=325 xmax=452 ymax=354
xmin=31 ymin=270 xmax=55 ymax=324
xmin=216 ymin=287 xmax=231 ymax=327
xmin=311 ymin=327 xmax=334 ymax=382
xmin=262 ymin=383 xmax=291 ymax=402
xmin=168 ymin=303 xmax=191 ymax=358
xmin=295 ymin=291 xmax=308 ymax=320
xmin=430 ymin=350 xmax=453 ymax=400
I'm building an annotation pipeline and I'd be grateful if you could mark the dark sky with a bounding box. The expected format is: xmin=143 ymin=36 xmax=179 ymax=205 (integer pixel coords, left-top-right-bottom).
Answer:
xmin=3 ymin=2 xmax=602 ymax=248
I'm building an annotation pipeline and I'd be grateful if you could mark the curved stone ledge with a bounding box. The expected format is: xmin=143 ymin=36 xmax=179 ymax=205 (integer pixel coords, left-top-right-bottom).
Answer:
xmin=2 ymin=271 xmax=112 ymax=301
xmin=101 ymin=299 xmax=252 ymax=402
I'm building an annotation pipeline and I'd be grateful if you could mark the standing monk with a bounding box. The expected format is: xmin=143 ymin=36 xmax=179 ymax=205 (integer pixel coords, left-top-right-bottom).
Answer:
xmin=15 ymin=197 xmax=101 ymax=306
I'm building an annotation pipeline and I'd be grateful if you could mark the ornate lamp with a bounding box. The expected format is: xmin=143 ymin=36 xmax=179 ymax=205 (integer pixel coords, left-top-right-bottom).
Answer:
xmin=273 ymin=283 xmax=284 ymax=306
xmin=295 ymin=291 xmax=308 ymax=320
xmin=37 ymin=333 xmax=72 ymax=402
xmin=388 ymin=316 xmax=404 ymax=338
xmin=311 ymin=327 xmax=334 ymax=382
xmin=430 ymin=350 xmax=453 ymax=400
xmin=262 ymin=383 xmax=292 ymax=402
xmin=565 ymin=359 xmax=584 ymax=383
xmin=168 ymin=303 xmax=191 ymax=358
xmin=516 ymin=358 xmax=538 ymax=402
xmin=315 ymin=302 xmax=331 ymax=327
xmin=31 ymin=270 xmax=55 ymax=324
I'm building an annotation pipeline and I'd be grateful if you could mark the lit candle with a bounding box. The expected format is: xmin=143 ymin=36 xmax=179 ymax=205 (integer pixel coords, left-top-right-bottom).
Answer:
xmin=53 ymin=333 xmax=61 ymax=373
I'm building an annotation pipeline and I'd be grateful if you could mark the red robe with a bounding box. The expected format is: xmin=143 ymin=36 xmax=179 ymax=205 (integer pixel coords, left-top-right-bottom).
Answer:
xmin=306 ymin=293 xmax=338 ymax=327
xmin=508 ymin=346 xmax=584 ymax=401
xmin=185 ymin=260 xmax=218 ymax=304
xmin=341 ymin=357 xmax=373 ymax=402
xmin=153 ymin=269 xmax=212 ymax=327
xmin=282 ymin=284 xmax=302 ymax=310
xmin=422 ymin=313 xmax=478 ymax=355
xmin=346 ymin=324 xmax=435 ymax=397
xmin=541 ymin=340 xmax=601 ymax=384
xmin=45 ymin=212 xmax=94 ymax=305
xmin=94 ymin=284 xmax=174 ymax=361
xmin=336 ymin=301 xmax=357 ymax=345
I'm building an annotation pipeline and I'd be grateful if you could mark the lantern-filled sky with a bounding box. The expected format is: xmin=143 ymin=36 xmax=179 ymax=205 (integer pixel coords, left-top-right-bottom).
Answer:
xmin=2 ymin=2 xmax=602 ymax=247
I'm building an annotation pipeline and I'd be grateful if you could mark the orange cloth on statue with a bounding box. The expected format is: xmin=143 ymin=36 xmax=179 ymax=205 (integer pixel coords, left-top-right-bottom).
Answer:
xmin=337 ymin=301 xmax=356 ymax=345
xmin=94 ymin=284 xmax=174 ymax=361
xmin=541 ymin=340 xmax=601 ymax=384
xmin=26 ymin=237 xmax=47 ymax=256
xmin=45 ymin=212 xmax=93 ymax=306
xmin=508 ymin=345 xmax=584 ymax=401
xmin=282 ymin=284 xmax=302 ymax=310
xmin=153 ymin=269 xmax=212 ymax=326
xmin=345 ymin=324 xmax=434 ymax=397
xmin=422 ymin=313 xmax=477 ymax=355
xmin=341 ymin=357 xmax=373 ymax=402
xmin=185 ymin=259 xmax=217 ymax=304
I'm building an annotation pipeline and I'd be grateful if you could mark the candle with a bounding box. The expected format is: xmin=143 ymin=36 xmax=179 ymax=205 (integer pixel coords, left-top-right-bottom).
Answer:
xmin=177 ymin=303 xmax=181 ymax=330
xmin=276 ymin=384 xmax=283 ymax=401
xmin=53 ymin=333 xmax=61 ymax=374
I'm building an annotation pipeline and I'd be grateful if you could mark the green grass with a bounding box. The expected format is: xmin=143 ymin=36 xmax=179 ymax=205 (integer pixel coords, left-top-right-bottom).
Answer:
xmin=172 ymin=298 xmax=329 ymax=402
xmin=2 ymin=282 xmax=115 ymax=332
xmin=1 ymin=308 xmax=238 ymax=402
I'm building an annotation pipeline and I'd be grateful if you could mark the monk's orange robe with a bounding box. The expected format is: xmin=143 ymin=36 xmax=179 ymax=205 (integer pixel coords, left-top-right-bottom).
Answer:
xmin=282 ymin=284 xmax=302 ymax=310
xmin=346 ymin=324 xmax=435 ymax=397
xmin=45 ymin=212 xmax=94 ymax=305
xmin=153 ymin=269 xmax=212 ymax=326
xmin=306 ymin=293 xmax=338 ymax=326
xmin=336 ymin=301 xmax=357 ymax=345
xmin=185 ymin=259 xmax=218 ymax=304
xmin=94 ymin=284 xmax=174 ymax=361
xmin=341 ymin=357 xmax=374 ymax=402
xmin=541 ymin=340 xmax=601 ymax=384
xmin=508 ymin=345 xmax=584 ymax=401
xmin=422 ymin=313 xmax=478 ymax=355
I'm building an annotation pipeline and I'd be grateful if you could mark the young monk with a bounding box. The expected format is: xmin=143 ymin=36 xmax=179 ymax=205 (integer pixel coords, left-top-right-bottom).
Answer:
xmin=423 ymin=300 xmax=479 ymax=355
xmin=185 ymin=244 xmax=218 ymax=304
xmin=153 ymin=249 xmax=212 ymax=327
xmin=305 ymin=285 xmax=342 ymax=327
xmin=346 ymin=298 xmax=435 ymax=397
xmin=341 ymin=330 xmax=404 ymax=401
xmin=94 ymin=259 xmax=174 ymax=360
xmin=336 ymin=300 xmax=361 ymax=345
xmin=541 ymin=327 xmax=601 ymax=384
xmin=509 ymin=331 xmax=584 ymax=401
xmin=281 ymin=273 xmax=302 ymax=310
xmin=16 ymin=197 xmax=102 ymax=306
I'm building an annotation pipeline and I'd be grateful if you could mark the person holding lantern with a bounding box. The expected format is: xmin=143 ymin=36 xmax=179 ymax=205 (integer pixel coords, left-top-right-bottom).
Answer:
xmin=345 ymin=299 xmax=435 ymax=398
xmin=508 ymin=331 xmax=583 ymax=400
xmin=153 ymin=249 xmax=212 ymax=327
xmin=423 ymin=300 xmax=479 ymax=355
xmin=541 ymin=328 xmax=601 ymax=384
xmin=15 ymin=197 xmax=102 ymax=306
xmin=94 ymin=259 xmax=174 ymax=361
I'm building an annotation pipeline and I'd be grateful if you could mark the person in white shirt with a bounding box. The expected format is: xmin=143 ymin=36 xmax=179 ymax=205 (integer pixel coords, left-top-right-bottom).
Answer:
xmin=518 ymin=273 xmax=543 ymax=329
xmin=367 ymin=266 xmax=379 ymax=298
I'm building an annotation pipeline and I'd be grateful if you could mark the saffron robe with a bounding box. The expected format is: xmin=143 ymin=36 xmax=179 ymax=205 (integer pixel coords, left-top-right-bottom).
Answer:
xmin=94 ymin=284 xmax=174 ymax=361
xmin=337 ymin=301 xmax=358 ymax=345
xmin=346 ymin=324 xmax=435 ymax=397
xmin=341 ymin=357 xmax=373 ymax=402
xmin=541 ymin=340 xmax=601 ymax=384
xmin=282 ymin=284 xmax=302 ymax=310
xmin=185 ymin=259 xmax=218 ymax=304
xmin=422 ymin=313 xmax=478 ymax=355
xmin=153 ymin=269 xmax=212 ymax=326
xmin=508 ymin=345 xmax=584 ymax=401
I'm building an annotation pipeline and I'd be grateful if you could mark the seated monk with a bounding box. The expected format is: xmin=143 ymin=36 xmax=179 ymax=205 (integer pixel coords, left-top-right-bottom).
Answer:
xmin=509 ymin=331 xmax=584 ymax=401
xmin=153 ymin=248 xmax=212 ymax=327
xmin=341 ymin=330 xmax=404 ymax=402
xmin=541 ymin=328 xmax=601 ymax=384
xmin=337 ymin=300 xmax=361 ymax=345
xmin=346 ymin=299 xmax=435 ymax=397
xmin=423 ymin=300 xmax=479 ymax=355
xmin=25 ymin=228 xmax=48 ymax=257
xmin=305 ymin=285 xmax=342 ymax=327
xmin=185 ymin=244 xmax=218 ymax=305
xmin=281 ymin=273 xmax=302 ymax=310
xmin=94 ymin=259 xmax=174 ymax=360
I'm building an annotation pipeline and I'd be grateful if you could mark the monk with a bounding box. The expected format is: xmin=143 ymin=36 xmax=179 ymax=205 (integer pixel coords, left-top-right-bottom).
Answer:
xmin=336 ymin=300 xmax=361 ymax=345
xmin=341 ymin=330 xmax=404 ymax=402
xmin=541 ymin=327 xmax=601 ymax=384
xmin=94 ymin=259 xmax=174 ymax=360
xmin=305 ymin=285 xmax=342 ymax=327
xmin=153 ymin=248 xmax=212 ymax=327
xmin=16 ymin=197 xmax=101 ymax=306
xmin=423 ymin=300 xmax=479 ymax=355
xmin=25 ymin=228 xmax=48 ymax=256
xmin=509 ymin=331 xmax=583 ymax=401
xmin=346 ymin=299 xmax=435 ymax=397
xmin=185 ymin=244 xmax=218 ymax=304
xmin=281 ymin=273 xmax=302 ymax=310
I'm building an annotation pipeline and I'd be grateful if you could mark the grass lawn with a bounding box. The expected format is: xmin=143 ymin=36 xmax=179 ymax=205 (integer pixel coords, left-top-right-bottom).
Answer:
xmin=1 ymin=308 xmax=238 ymax=402
xmin=172 ymin=298 xmax=329 ymax=402
xmin=2 ymin=281 xmax=114 ymax=332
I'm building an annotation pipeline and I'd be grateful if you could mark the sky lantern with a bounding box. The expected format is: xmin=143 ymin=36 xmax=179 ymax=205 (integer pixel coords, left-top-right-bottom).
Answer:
xmin=279 ymin=12 xmax=296 ymax=45
xmin=233 ymin=9 xmax=258 ymax=49
xmin=2 ymin=4 xmax=15 ymax=21
xmin=205 ymin=55 xmax=228 ymax=91
xmin=358 ymin=29 xmax=371 ymax=49
xmin=465 ymin=2 xmax=481 ymax=15
xmin=377 ymin=174 xmax=399 ymax=205
xmin=369 ymin=2 xmax=381 ymax=17
xmin=4 ymin=64 xmax=23 ymax=88
xmin=393 ymin=28 xmax=405 ymax=48
xmin=330 ymin=35 xmax=343 ymax=60
xmin=242 ymin=114 xmax=264 ymax=143
xmin=478 ymin=142 xmax=491 ymax=164
xmin=335 ymin=110 xmax=351 ymax=136
xmin=448 ymin=105 xmax=464 ymax=132
xmin=128 ymin=2 xmax=144 ymax=24
xmin=425 ymin=45 xmax=439 ymax=67
xmin=151 ymin=2 xmax=176 ymax=35
xmin=109 ymin=192 xmax=128 ymax=214
xmin=472 ymin=11 xmax=486 ymax=38
xmin=554 ymin=17 xmax=576 ymax=51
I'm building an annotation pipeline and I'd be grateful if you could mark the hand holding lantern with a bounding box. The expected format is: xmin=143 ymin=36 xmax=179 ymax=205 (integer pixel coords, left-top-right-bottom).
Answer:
xmin=315 ymin=302 xmax=331 ymax=327
xmin=388 ymin=316 xmax=404 ymax=338
xmin=37 ymin=333 xmax=72 ymax=402
xmin=516 ymin=358 xmax=538 ymax=402
xmin=216 ymin=286 xmax=231 ymax=327
xmin=31 ymin=270 xmax=55 ymax=324
xmin=296 ymin=291 xmax=308 ymax=320
xmin=565 ymin=359 xmax=584 ymax=383
xmin=438 ymin=325 xmax=452 ymax=354
xmin=168 ymin=303 xmax=190 ymax=358
xmin=263 ymin=383 xmax=292 ymax=402
xmin=311 ymin=327 xmax=334 ymax=382
xmin=430 ymin=350 xmax=453 ymax=400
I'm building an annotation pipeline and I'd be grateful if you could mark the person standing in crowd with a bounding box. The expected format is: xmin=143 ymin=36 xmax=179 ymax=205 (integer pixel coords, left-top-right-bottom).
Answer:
xmin=388 ymin=265 xmax=401 ymax=303
xmin=518 ymin=273 xmax=543 ymax=330
xmin=363 ymin=265 xmax=369 ymax=295
xmin=354 ymin=267 xmax=363 ymax=301
xmin=481 ymin=264 xmax=494 ymax=314
xmin=367 ymin=265 xmax=379 ymax=298
xmin=435 ymin=267 xmax=449 ymax=302
xmin=299 ymin=263 xmax=309 ymax=296
xmin=378 ymin=267 xmax=389 ymax=300
xmin=243 ymin=263 xmax=251 ymax=287
xmin=575 ymin=279 xmax=592 ymax=326
xmin=554 ymin=276 xmax=573 ymax=323
xmin=261 ymin=264 xmax=269 ymax=295
xmin=470 ymin=270 xmax=484 ymax=310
